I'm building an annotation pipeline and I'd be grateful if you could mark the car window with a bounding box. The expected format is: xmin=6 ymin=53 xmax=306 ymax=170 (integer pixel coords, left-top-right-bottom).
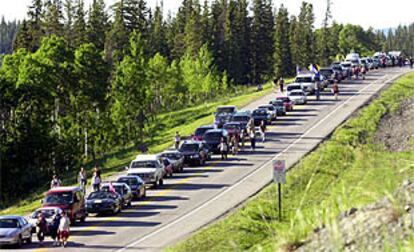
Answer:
xmin=131 ymin=161 xmax=157 ymax=168
xmin=290 ymin=92 xmax=304 ymax=96
xmin=216 ymin=107 xmax=236 ymax=114
xmin=203 ymin=132 xmax=223 ymax=142
xmin=118 ymin=177 xmax=138 ymax=186
xmin=195 ymin=127 xmax=213 ymax=136
xmin=287 ymin=85 xmax=301 ymax=91
xmin=0 ymin=219 xmax=19 ymax=228
xmin=253 ymin=109 xmax=267 ymax=116
xmin=295 ymin=77 xmax=313 ymax=82
xmin=180 ymin=144 xmax=199 ymax=152
xmin=44 ymin=192 xmax=73 ymax=205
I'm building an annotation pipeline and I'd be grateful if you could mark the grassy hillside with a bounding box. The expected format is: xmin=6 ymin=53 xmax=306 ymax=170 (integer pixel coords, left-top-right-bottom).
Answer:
xmin=168 ymin=72 xmax=414 ymax=252
xmin=0 ymin=81 xmax=288 ymax=216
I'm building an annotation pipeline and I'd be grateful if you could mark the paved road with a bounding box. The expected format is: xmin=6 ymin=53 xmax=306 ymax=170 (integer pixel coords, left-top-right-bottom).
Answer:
xmin=7 ymin=67 xmax=411 ymax=252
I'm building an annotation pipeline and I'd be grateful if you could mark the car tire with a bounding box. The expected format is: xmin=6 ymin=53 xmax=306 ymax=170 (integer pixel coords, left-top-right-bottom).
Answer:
xmin=127 ymin=200 xmax=132 ymax=207
xmin=159 ymin=178 xmax=164 ymax=186
xmin=16 ymin=235 xmax=22 ymax=248
xmin=26 ymin=235 xmax=32 ymax=244
xmin=80 ymin=215 xmax=86 ymax=223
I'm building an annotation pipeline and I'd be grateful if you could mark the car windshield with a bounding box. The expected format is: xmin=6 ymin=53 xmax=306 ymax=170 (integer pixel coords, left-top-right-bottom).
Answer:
xmin=31 ymin=209 xmax=57 ymax=219
xmin=232 ymin=116 xmax=249 ymax=122
xmin=271 ymin=100 xmax=284 ymax=106
xmin=195 ymin=127 xmax=213 ymax=136
xmin=224 ymin=124 xmax=239 ymax=130
xmin=259 ymin=106 xmax=273 ymax=111
xmin=290 ymin=92 xmax=304 ymax=96
xmin=118 ymin=177 xmax=139 ymax=186
xmin=88 ymin=191 xmax=117 ymax=200
xmin=351 ymin=60 xmax=359 ymax=64
xmin=295 ymin=77 xmax=312 ymax=83
xmin=253 ymin=110 xmax=267 ymax=116
xmin=131 ymin=161 xmax=157 ymax=168
xmin=204 ymin=132 xmax=223 ymax=142
xmin=342 ymin=63 xmax=351 ymax=67
xmin=0 ymin=219 xmax=18 ymax=228
xmin=320 ymin=70 xmax=332 ymax=75
xmin=180 ymin=144 xmax=199 ymax=152
xmin=162 ymin=153 xmax=182 ymax=160
xmin=44 ymin=192 xmax=73 ymax=205
xmin=287 ymin=85 xmax=301 ymax=91
xmin=216 ymin=107 xmax=235 ymax=114
xmin=102 ymin=185 xmax=124 ymax=195
xmin=276 ymin=97 xmax=289 ymax=102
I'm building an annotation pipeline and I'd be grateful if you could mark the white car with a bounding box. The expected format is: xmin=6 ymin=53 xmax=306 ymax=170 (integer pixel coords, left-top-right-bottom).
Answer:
xmin=288 ymin=90 xmax=307 ymax=105
xmin=127 ymin=154 xmax=165 ymax=187
xmin=28 ymin=207 xmax=62 ymax=233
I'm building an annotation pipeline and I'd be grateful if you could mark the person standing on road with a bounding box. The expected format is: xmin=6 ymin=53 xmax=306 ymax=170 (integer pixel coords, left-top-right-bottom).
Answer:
xmin=174 ymin=132 xmax=181 ymax=150
xmin=250 ymin=129 xmax=256 ymax=151
xmin=78 ymin=167 xmax=87 ymax=193
xmin=240 ymin=129 xmax=245 ymax=150
xmin=273 ymin=78 xmax=278 ymax=92
xmin=58 ymin=211 xmax=71 ymax=247
xmin=36 ymin=213 xmax=48 ymax=247
xmin=279 ymin=77 xmax=285 ymax=93
xmin=259 ymin=120 xmax=266 ymax=142
xmin=231 ymin=134 xmax=239 ymax=156
xmin=91 ymin=170 xmax=101 ymax=192
xmin=410 ymin=57 xmax=413 ymax=69
xmin=314 ymin=77 xmax=321 ymax=101
xmin=50 ymin=175 xmax=62 ymax=189
xmin=220 ymin=138 xmax=228 ymax=160
xmin=50 ymin=212 xmax=61 ymax=246
xmin=332 ymin=81 xmax=339 ymax=100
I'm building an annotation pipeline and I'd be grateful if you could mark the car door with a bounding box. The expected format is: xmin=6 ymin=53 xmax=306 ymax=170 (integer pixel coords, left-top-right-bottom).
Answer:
xmin=19 ymin=218 xmax=30 ymax=239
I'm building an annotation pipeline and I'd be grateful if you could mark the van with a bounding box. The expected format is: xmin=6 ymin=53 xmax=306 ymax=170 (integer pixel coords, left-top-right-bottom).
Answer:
xmin=127 ymin=154 xmax=165 ymax=187
xmin=42 ymin=187 xmax=87 ymax=224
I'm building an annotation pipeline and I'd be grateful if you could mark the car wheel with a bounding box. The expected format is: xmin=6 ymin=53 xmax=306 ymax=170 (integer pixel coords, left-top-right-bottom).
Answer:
xmin=127 ymin=200 xmax=132 ymax=207
xmin=142 ymin=188 xmax=146 ymax=198
xmin=26 ymin=235 xmax=32 ymax=244
xmin=15 ymin=235 xmax=22 ymax=248
xmin=180 ymin=166 xmax=184 ymax=172
xmin=159 ymin=178 xmax=164 ymax=186
xmin=80 ymin=215 xmax=86 ymax=223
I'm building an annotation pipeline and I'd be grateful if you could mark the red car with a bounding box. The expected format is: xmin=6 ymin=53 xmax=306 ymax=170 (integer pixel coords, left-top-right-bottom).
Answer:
xmin=42 ymin=187 xmax=87 ymax=224
xmin=276 ymin=96 xmax=294 ymax=111
xmin=223 ymin=122 xmax=242 ymax=138
xmin=193 ymin=125 xmax=215 ymax=141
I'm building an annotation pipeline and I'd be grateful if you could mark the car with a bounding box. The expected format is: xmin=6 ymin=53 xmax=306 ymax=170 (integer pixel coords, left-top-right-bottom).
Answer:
xmin=101 ymin=182 xmax=133 ymax=208
xmin=214 ymin=106 xmax=237 ymax=128
xmin=41 ymin=186 xmax=87 ymax=224
xmin=160 ymin=150 xmax=185 ymax=172
xmin=286 ymin=83 xmax=304 ymax=95
xmin=330 ymin=63 xmax=345 ymax=81
xmin=127 ymin=154 xmax=165 ymax=187
xmin=179 ymin=140 xmax=210 ymax=165
xmin=230 ymin=111 xmax=252 ymax=130
xmin=193 ymin=125 xmax=215 ymax=141
xmin=203 ymin=129 xmax=229 ymax=154
xmin=294 ymin=73 xmax=315 ymax=94
xmin=360 ymin=58 xmax=369 ymax=70
xmin=0 ymin=216 xmax=32 ymax=247
xmin=85 ymin=191 xmax=123 ymax=215
xmin=117 ymin=175 xmax=146 ymax=200
xmin=258 ymin=104 xmax=277 ymax=121
xmin=28 ymin=207 xmax=62 ymax=233
xmin=340 ymin=62 xmax=352 ymax=78
xmin=223 ymin=122 xmax=242 ymax=138
xmin=269 ymin=99 xmax=287 ymax=116
xmin=319 ymin=67 xmax=336 ymax=84
xmin=251 ymin=108 xmax=272 ymax=126
xmin=288 ymin=90 xmax=307 ymax=105
xmin=275 ymin=96 xmax=294 ymax=111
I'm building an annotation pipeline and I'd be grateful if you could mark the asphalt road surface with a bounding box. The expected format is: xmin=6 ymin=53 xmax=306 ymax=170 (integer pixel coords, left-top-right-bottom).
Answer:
xmin=6 ymin=67 xmax=411 ymax=252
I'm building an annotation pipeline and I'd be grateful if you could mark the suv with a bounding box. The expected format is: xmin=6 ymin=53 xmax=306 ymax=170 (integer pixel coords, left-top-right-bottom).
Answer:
xmin=252 ymin=108 xmax=272 ymax=126
xmin=230 ymin=111 xmax=251 ymax=130
xmin=214 ymin=106 xmax=237 ymax=128
xmin=42 ymin=187 xmax=87 ymax=224
xmin=179 ymin=140 xmax=210 ymax=166
xmin=294 ymin=73 xmax=315 ymax=95
xmin=203 ymin=129 xmax=229 ymax=154
xmin=127 ymin=155 xmax=165 ymax=187
xmin=193 ymin=125 xmax=215 ymax=141
xmin=319 ymin=67 xmax=336 ymax=84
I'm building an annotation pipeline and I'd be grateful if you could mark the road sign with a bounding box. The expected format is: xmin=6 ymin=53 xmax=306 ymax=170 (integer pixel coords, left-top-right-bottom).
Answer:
xmin=273 ymin=160 xmax=286 ymax=184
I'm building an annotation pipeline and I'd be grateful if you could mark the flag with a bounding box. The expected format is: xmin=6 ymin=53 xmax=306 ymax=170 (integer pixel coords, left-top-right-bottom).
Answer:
xmin=109 ymin=182 xmax=116 ymax=194
xmin=309 ymin=64 xmax=320 ymax=75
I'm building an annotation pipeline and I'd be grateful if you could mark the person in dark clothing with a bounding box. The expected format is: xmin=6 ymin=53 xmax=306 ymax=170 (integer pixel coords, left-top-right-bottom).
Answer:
xmin=250 ymin=130 xmax=256 ymax=151
xmin=36 ymin=214 xmax=48 ymax=246
xmin=50 ymin=213 xmax=61 ymax=246
xmin=279 ymin=77 xmax=285 ymax=93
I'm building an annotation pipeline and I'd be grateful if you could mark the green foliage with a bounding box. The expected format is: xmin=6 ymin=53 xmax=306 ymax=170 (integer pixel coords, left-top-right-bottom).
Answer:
xmin=0 ymin=17 xmax=19 ymax=55
xmin=169 ymin=72 xmax=414 ymax=252
xmin=273 ymin=5 xmax=293 ymax=78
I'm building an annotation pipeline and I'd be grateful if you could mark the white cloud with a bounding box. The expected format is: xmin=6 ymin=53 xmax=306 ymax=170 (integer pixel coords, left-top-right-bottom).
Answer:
xmin=1 ymin=0 xmax=412 ymax=29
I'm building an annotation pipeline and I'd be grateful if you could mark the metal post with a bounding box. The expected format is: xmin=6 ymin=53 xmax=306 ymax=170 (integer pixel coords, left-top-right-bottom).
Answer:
xmin=278 ymin=182 xmax=282 ymax=221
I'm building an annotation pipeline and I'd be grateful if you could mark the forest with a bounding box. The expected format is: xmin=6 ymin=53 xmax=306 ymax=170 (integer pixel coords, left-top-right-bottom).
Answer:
xmin=0 ymin=0 xmax=401 ymax=208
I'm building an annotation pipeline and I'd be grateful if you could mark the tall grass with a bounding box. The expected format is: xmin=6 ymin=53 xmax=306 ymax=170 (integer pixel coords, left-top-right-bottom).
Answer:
xmin=169 ymin=72 xmax=414 ymax=252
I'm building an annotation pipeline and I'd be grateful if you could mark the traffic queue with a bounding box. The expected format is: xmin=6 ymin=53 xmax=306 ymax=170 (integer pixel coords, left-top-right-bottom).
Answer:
xmin=0 ymin=51 xmax=411 ymax=249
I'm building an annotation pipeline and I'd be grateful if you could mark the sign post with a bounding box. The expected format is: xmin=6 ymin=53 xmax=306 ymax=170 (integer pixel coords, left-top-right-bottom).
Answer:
xmin=273 ymin=160 xmax=286 ymax=221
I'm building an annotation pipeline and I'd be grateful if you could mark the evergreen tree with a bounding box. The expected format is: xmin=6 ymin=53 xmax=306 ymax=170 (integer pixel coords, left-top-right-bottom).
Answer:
xmin=183 ymin=0 xmax=203 ymax=57
xmin=317 ymin=0 xmax=332 ymax=65
xmin=72 ymin=0 xmax=87 ymax=48
xmin=294 ymin=2 xmax=315 ymax=67
xmin=43 ymin=0 xmax=64 ymax=37
xmin=27 ymin=0 xmax=44 ymax=52
xmin=210 ymin=0 xmax=227 ymax=73
xmin=124 ymin=0 xmax=150 ymax=36
xmin=250 ymin=0 xmax=275 ymax=84
xmin=63 ymin=0 xmax=75 ymax=46
xmin=273 ymin=4 xmax=292 ymax=78
xmin=148 ymin=2 xmax=169 ymax=57
xmin=105 ymin=0 xmax=129 ymax=63
xmin=86 ymin=0 xmax=109 ymax=51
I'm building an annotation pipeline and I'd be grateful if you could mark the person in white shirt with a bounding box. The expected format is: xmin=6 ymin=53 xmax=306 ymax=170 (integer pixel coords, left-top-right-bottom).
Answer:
xmin=174 ymin=132 xmax=181 ymax=149
xmin=58 ymin=212 xmax=71 ymax=247
xmin=50 ymin=175 xmax=62 ymax=189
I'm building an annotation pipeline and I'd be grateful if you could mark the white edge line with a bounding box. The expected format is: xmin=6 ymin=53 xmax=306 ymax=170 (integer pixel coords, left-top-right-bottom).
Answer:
xmin=117 ymin=71 xmax=406 ymax=251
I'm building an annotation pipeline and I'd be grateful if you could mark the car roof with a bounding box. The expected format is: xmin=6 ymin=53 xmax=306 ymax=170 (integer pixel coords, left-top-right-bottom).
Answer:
xmin=0 ymin=215 xmax=23 ymax=219
xmin=319 ymin=67 xmax=332 ymax=70
xmin=101 ymin=182 xmax=128 ymax=187
xmin=35 ymin=207 xmax=62 ymax=211
xmin=133 ymin=154 xmax=160 ymax=161
xmin=161 ymin=150 xmax=182 ymax=154
xmin=47 ymin=186 xmax=79 ymax=193
xmin=224 ymin=122 xmax=241 ymax=125
xmin=197 ymin=125 xmax=215 ymax=129
xmin=117 ymin=175 xmax=140 ymax=179
xmin=217 ymin=105 xmax=236 ymax=109
xmin=296 ymin=73 xmax=313 ymax=77
xmin=181 ymin=140 xmax=203 ymax=145
xmin=289 ymin=90 xmax=305 ymax=94
xmin=233 ymin=111 xmax=251 ymax=116
xmin=259 ymin=104 xmax=272 ymax=107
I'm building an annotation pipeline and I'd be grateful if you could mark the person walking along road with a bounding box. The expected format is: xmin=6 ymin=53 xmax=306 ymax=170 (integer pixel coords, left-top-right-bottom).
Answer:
xmin=58 ymin=212 xmax=70 ymax=247
xmin=78 ymin=167 xmax=87 ymax=193
xmin=50 ymin=212 xmax=61 ymax=246
xmin=314 ymin=77 xmax=321 ymax=101
xmin=250 ymin=130 xmax=256 ymax=151
xmin=220 ymin=138 xmax=228 ymax=160
xmin=92 ymin=170 xmax=101 ymax=192
xmin=259 ymin=120 xmax=266 ymax=142
xmin=332 ymin=81 xmax=339 ymax=100
xmin=174 ymin=132 xmax=181 ymax=150
xmin=50 ymin=175 xmax=62 ymax=189
xmin=278 ymin=77 xmax=285 ymax=93
xmin=36 ymin=213 xmax=48 ymax=247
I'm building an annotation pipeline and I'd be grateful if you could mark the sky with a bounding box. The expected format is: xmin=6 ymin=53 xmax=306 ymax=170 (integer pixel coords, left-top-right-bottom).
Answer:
xmin=0 ymin=0 xmax=412 ymax=29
